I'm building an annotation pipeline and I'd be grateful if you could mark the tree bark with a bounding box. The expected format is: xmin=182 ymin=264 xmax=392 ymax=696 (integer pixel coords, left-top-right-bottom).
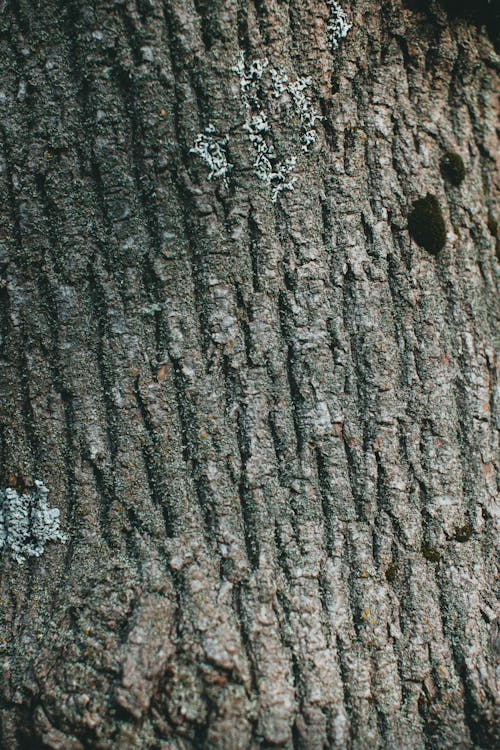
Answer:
xmin=0 ymin=1 xmax=498 ymax=748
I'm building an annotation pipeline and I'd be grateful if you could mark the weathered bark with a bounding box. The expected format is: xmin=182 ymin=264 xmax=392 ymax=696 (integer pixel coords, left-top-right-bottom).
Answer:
xmin=0 ymin=0 xmax=498 ymax=748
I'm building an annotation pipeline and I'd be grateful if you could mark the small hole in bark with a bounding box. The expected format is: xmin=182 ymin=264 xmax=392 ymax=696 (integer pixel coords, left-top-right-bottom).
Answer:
xmin=440 ymin=151 xmax=465 ymax=186
xmin=408 ymin=193 xmax=447 ymax=255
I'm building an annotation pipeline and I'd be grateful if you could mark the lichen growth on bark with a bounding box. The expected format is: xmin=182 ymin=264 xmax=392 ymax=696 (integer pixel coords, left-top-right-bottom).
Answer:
xmin=326 ymin=1 xmax=352 ymax=49
xmin=190 ymin=125 xmax=232 ymax=186
xmin=0 ymin=481 xmax=67 ymax=563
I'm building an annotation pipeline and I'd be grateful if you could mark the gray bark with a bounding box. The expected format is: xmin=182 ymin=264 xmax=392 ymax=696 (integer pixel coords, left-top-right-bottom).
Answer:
xmin=0 ymin=0 xmax=498 ymax=748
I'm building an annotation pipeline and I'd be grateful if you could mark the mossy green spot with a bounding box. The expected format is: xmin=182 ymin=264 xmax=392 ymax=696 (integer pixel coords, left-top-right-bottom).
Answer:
xmin=453 ymin=523 xmax=472 ymax=542
xmin=421 ymin=542 xmax=441 ymax=562
xmin=440 ymin=151 xmax=465 ymax=186
xmin=385 ymin=562 xmax=399 ymax=582
xmin=408 ymin=193 xmax=447 ymax=255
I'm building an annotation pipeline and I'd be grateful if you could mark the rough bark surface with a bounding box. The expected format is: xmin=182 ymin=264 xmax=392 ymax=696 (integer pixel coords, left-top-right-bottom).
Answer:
xmin=0 ymin=1 xmax=499 ymax=748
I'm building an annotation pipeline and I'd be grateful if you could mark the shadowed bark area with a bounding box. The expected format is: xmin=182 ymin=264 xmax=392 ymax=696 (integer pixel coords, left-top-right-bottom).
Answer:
xmin=0 ymin=0 xmax=498 ymax=748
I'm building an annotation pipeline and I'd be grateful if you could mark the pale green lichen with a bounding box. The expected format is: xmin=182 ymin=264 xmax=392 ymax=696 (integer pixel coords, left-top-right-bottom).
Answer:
xmin=141 ymin=302 xmax=162 ymax=316
xmin=0 ymin=480 xmax=67 ymax=563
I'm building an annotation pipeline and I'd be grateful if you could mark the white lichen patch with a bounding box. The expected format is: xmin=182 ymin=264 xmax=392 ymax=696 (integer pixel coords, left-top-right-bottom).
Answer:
xmin=194 ymin=29 xmax=349 ymax=200
xmin=190 ymin=124 xmax=232 ymax=186
xmin=233 ymin=52 xmax=268 ymax=96
xmin=326 ymin=1 xmax=352 ymax=50
xmin=0 ymin=480 xmax=67 ymax=563
xmin=242 ymin=113 xmax=298 ymax=200
xmin=235 ymin=55 xmax=323 ymax=202
xmin=268 ymin=157 xmax=298 ymax=202
xmin=286 ymin=76 xmax=322 ymax=152
xmin=269 ymin=66 xmax=289 ymax=98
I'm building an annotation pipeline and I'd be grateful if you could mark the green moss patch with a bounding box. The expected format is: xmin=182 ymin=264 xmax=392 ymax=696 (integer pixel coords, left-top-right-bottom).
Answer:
xmin=421 ymin=542 xmax=442 ymax=562
xmin=385 ymin=562 xmax=399 ymax=582
xmin=453 ymin=523 xmax=472 ymax=542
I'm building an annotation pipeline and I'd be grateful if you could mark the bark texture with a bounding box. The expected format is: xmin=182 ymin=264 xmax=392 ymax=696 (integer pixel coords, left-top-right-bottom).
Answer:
xmin=0 ymin=0 xmax=499 ymax=748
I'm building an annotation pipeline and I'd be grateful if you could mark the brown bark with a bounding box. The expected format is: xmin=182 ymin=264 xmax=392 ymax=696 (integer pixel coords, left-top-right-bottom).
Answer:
xmin=0 ymin=1 xmax=498 ymax=748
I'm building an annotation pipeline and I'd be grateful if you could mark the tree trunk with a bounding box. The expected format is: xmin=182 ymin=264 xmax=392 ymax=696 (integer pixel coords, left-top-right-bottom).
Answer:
xmin=0 ymin=1 xmax=498 ymax=748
